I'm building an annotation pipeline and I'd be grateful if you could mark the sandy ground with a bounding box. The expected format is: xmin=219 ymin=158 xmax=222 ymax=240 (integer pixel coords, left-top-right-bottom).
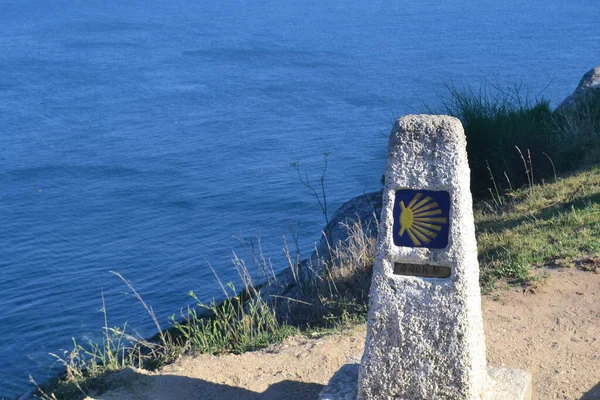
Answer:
xmin=94 ymin=268 xmax=600 ymax=400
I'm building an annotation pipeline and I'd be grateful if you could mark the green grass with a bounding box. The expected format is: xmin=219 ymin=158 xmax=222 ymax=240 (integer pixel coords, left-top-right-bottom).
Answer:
xmin=34 ymin=274 xmax=184 ymax=399
xmin=281 ymin=220 xmax=374 ymax=328
xmin=433 ymin=83 xmax=600 ymax=196
xmin=35 ymin=220 xmax=374 ymax=400
xmin=170 ymin=289 xmax=297 ymax=355
xmin=475 ymin=166 xmax=600 ymax=291
xmin=424 ymin=82 xmax=600 ymax=290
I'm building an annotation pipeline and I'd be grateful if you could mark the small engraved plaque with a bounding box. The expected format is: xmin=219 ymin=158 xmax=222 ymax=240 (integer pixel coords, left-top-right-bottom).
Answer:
xmin=393 ymin=263 xmax=451 ymax=278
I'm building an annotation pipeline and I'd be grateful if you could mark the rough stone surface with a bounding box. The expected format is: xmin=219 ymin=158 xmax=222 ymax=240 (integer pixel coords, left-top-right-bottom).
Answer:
xmin=320 ymin=364 xmax=531 ymax=400
xmin=555 ymin=66 xmax=600 ymax=113
xmin=358 ymin=115 xmax=488 ymax=399
xmin=312 ymin=190 xmax=382 ymax=261
xmin=487 ymin=367 xmax=532 ymax=400
xmin=318 ymin=363 xmax=360 ymax=400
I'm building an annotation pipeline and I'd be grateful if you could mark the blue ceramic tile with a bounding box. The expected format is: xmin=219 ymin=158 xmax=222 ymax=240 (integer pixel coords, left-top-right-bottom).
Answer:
xmin=393 ymin=190 xmax=450 ymax=249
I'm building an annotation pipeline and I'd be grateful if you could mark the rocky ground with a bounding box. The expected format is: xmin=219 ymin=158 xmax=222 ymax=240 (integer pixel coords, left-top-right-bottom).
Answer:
xmin=92 ymin=267 xmax=600 ymax=400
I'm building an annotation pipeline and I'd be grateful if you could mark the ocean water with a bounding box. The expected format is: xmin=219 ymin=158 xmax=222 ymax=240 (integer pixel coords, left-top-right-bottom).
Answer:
xmin=0 ymin=0 xmax=598 ymax=396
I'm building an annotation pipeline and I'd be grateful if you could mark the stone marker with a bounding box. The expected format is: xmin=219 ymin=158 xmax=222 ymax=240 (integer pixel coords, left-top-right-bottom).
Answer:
xmin=319 ymin=115 xmax=531 ymax=400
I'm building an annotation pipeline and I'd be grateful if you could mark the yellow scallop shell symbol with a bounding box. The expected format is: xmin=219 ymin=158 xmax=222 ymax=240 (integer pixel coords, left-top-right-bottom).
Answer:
xmin=399 ymin=193 xmax=448 ymax=246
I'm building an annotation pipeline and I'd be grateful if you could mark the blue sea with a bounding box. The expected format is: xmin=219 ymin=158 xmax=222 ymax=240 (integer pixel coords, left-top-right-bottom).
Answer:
xmin=0 ymin=0 xmax=598 ymax=396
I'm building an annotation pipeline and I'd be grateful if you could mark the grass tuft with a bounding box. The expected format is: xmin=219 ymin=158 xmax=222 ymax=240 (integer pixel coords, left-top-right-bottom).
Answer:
xmin=432 ymin=82 xmax=600 ymax=197
xmin=36 ymin=218 xmax=375 ymax=399
xmin=170 ymin=289 xmax=295 ymax=355
xmin=282 ymin=219 xmax=376 ymax=328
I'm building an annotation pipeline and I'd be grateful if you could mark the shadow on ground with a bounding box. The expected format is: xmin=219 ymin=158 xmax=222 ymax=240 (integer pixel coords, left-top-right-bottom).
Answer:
xmin=98 ymin=368 xmax=324 ymax=400
xmin=581 ymin=382 xmax=600 ymax=400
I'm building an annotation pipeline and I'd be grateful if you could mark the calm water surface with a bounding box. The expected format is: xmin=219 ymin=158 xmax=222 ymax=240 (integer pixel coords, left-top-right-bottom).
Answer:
xmin=0 ymin=0 xmax=598 ymax=396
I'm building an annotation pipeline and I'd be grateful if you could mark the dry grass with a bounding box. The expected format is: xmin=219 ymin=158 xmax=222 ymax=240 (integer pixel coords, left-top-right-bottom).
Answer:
xmin=36 ymin=219 xmax=376 ymax=399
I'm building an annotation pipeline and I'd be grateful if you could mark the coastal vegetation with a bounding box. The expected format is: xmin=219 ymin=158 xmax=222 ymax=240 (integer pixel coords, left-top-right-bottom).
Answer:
xmin=437 ymin=83 xmax=600 ymax=291
xmin=32 ymin=84 xmax=600 ymax=399
xmin=476 ymin=166 xmax=600 ymax=291
xmin=435 ymin=83 xmax=600 ymax=196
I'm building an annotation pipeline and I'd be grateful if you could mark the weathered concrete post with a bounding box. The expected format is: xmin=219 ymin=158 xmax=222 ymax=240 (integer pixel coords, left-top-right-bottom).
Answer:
xmin=318 ymin=115 xmax=531 ymax=400
xmin=358 ymin=114 xmax=489 ymax=399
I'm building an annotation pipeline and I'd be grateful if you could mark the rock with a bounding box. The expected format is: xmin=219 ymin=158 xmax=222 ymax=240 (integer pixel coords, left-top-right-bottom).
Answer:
xmin=318 ymin=363 xmax=360 ymax=400
xmin=311 ymin=190 xmax=383 ymax=262
xmin=555 ymin=66 xmax=600 ymax=113
xmin=320 ymin=364 xmax=532 ymax=400
xmin=260 ymin=191 xmax=382 ymax=322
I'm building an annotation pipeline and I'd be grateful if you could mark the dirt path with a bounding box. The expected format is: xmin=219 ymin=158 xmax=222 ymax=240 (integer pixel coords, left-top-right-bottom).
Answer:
xmin=484 ymin=268 xmax=600 ymax=399
xmin=95 ymin=268 xmax=600 ymax=400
